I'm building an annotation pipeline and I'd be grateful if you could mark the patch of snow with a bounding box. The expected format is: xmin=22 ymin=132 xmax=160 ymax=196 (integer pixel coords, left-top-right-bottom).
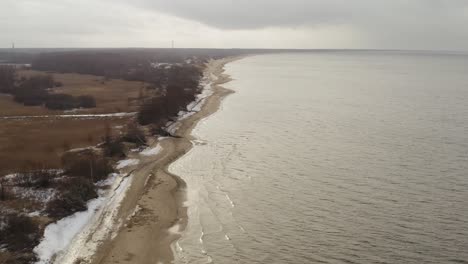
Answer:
xmin=150 ymin=62 xmax=172 ymax=68
xmin=0 ymin=220 xmax=7 ymax=231
xmin=11 ymin=187 xmax=56 ymax=203
xmin=67 ymin=147 xmax=94 ymax=153
xmin=0 ymin=208 xmax=16 ymax=216
xmin=165 ymin=122 xmax=181 ymax=135
xmin=127 ymin=205 xmax=142 ymax=221
xmin=186 ymin=101 xmax=197 ymax=110
xmin=3 ymin=173 xmax=18 ymax=180
xmin=140 ymin=145 xmax=162 ymax=156
xmin=144 ymin=174 xmax=152 ymax=187
xmin=34 ymin=196 xmax=106 ymax=264
xmin=0 ymin=112 xmax=136 ymax=120
xmin=28 ymin=211 xmax=42 ymax=217
xmin=96 ymin=173 xmax=118 ymax=188
xmin=116 ymin=159 xmax=139 ymax=170
xmin=63 ymin=108 xmax=82 ymax=113
xmin=168 ymin=223 xmax=182 ymax=235
xmin=49 ymin=174 xmax=134 ymax=264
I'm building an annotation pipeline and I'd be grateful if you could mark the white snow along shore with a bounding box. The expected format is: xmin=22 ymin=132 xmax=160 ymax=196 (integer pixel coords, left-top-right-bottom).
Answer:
xmin=33 ymin=173 xmax=133 ymax=264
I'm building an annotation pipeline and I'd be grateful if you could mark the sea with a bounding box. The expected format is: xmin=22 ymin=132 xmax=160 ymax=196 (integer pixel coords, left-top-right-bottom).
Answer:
xmin=169 ymin=51 xmax=468 ymax=264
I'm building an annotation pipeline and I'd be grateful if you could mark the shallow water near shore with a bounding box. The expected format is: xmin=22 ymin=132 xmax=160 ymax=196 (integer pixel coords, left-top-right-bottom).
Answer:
xmin=169 ymin=51 xmax=468 ymax=264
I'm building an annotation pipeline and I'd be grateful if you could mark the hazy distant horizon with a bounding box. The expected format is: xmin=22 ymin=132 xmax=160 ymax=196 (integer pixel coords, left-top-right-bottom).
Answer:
xmin=3 ymin=1 xmax=468 ymax=51
xmin=2 ymin=47 xmax=468 ymax=54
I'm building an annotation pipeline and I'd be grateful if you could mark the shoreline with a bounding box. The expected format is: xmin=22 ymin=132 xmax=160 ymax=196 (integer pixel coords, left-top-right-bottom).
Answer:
xmin=86 ymin=57 xmax=240 ymax=264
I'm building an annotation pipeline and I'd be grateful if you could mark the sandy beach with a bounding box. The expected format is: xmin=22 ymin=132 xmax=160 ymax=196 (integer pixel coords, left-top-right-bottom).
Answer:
xmin=84 ymin=57 xmax=238 ymax=264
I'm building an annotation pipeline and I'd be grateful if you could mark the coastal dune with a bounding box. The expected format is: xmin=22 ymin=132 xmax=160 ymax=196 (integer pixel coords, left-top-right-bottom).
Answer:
xmin=85 ymin=57 xmax=238 ymax=264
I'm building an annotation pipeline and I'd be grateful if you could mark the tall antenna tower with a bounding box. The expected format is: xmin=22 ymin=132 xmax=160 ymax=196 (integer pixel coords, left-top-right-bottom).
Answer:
xmin=172 ymin=40 xmax=174 ymax=49
xmin=11 ymin=42 xmax=15 ymax=63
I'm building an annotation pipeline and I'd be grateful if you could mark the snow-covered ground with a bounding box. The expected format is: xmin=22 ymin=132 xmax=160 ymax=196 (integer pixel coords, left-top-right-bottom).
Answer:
xmin=116 ymin=159 xmax=140 ymax=169
xmin=0 ymin=112 xmax=136 ymax=120
xmin=140 ymin=144 xmax=162 ymax=156
xmin=34 ymin=174 xmax=133 ymax=264
xmin=10 ymin=187 xmax=56 ymax=204
xmin=34 ymin=197 xmax=106 ymax=264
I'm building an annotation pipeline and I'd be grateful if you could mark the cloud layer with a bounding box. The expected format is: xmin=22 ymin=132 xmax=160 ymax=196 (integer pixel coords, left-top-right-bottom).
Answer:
xmin=1 ymin=0 xmax=468 ymax=50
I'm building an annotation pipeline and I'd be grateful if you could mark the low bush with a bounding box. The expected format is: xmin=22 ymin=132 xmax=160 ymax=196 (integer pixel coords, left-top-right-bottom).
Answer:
xmin=0 ymin=66 xmax=16 ymax=94
xmin=0 ymin=214 xmax=40 ymax=251
xmin=62 ymin=151 xmax=114 ymax=182
xmin=45 ymin=177 xmax=97 ymax=218
xmin=103 ymin=138 xmax=125 ymax=158
xmin=45 ymin=93 xmax=78 ymax=110
xmin=45 ymin=94 xmax=97 ymax=110
xmin=0 ymin=178 xmax=13 ymax=201
xmin=77 ymin=95 xmax=96 ymax=108
xmin=12 ymin=170 xmax=60 ymax=189
xmin=122 ymin=123 xmax=146 ymax=146
xmin=138 ymin=97 xmax=166 ymax=126
xmin=13 ymin=88 xmax=48 ymax=106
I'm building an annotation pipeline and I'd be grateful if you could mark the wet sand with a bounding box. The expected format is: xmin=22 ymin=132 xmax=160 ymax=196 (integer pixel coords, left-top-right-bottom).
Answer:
xmin=89 ymin=57 xmax=239 ymax=264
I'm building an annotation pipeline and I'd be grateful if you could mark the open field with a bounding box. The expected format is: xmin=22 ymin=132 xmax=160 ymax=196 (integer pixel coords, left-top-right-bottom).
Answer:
xmin=0 ymin=70 xmax=151 ymax=174
xmin=0 ymin=117 xmax=130 ymax=175
xmin=0 ymin=70 xmax=150 ymax=117
xmin=0 ymin=94 xmax=52 ymax=116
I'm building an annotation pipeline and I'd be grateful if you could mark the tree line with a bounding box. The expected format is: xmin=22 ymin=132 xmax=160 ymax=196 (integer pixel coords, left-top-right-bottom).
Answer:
xmin=31 ymin=51 xmax=205 ymax=133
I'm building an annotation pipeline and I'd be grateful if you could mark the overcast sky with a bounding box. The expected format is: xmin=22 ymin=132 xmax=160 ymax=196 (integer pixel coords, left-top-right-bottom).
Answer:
xmin=2 ymin=0 xmax=468 ymax=50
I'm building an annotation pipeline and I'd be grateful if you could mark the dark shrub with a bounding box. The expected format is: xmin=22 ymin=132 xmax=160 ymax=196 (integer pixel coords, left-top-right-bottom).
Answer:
xmin=12 ymin=172 xmax=34 ymax=188
xmin=62 ymin=151 xmax=114 ymax=182
xmin=33 ymin=170 xmax=59 ymax=188
xmin=77 ymin=95 xmax=96 ymax=108
xmin=23 ymin=75 xmax=54 ymax=90
xmin=46 ymin=177 xmax=97 ymax=218
xmin=13 ymin=88 xmax=48 ymax=106
xmin=10 ymin=75 xmax=53 ymax=106
xmin=0 ymin=214 xmax=40 ymax=251
xmin=0 ymin=66 xmax=16 ymax=93
xmin=137 ymin=97 xmax=167 ymax=126
xmin=103 ymin=139 xmax=125 ymax=158
xmin=12 ymin=170 xmax=60 ymax=189
xmin=45 ymin=94 xmax=96 ymax=110
xmin=122 ymin=123 xmax=146 ymax=146
xmin=45 ymin=93 xmax=78 ymax=110
xmin=0 ymin=177 xmax=13 ymax=201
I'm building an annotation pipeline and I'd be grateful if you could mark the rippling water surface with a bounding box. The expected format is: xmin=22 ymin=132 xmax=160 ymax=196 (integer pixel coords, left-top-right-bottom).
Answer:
xmin=170 ymin=52 xmax=468 ymax=264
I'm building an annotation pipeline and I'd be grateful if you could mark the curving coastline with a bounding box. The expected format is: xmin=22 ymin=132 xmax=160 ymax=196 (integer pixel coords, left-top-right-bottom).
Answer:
xmin=84 ymin=57 xmax=241 ymax=264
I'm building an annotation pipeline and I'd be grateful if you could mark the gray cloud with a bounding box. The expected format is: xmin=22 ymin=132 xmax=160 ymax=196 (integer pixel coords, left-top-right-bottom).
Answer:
xmin=1 ymin=0 xmax=468 ymax=50
xmin=122 ymin=0 xmax=468 ymax=50
xmin=127 ymin=0 xmax=468 ymax=29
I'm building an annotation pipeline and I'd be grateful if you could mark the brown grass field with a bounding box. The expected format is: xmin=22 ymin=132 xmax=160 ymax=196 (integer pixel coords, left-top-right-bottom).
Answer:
xmin=0 ymin=118 xmax=130 ymax=175
xmin=0 ymin=70 xmax=148 ymax=175
xmin=0 ymin=70 xmax=150 ymax=117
